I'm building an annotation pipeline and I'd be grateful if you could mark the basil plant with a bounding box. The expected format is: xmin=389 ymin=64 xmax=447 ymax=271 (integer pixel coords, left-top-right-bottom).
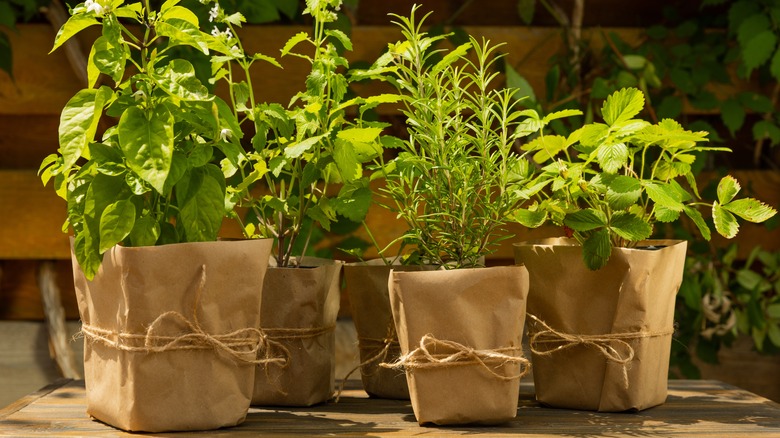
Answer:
xmin=39 ymin=0 xmax=272 ymax=279
xmin=515 ymin=87 xmax=778 ymax=270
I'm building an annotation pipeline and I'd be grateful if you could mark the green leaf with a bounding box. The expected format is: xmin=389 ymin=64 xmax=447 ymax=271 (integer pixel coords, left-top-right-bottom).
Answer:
xmin=285 ymin=134 xmax=325 ymax=159
xmin=306 ymin=205 xmax=333 ymax=232
xmin=155 ymin=18 xmax=210 ymax=55
xmin=59 ymin=86 xmax=112 ymax=172
xmin=721 ymin=98 xmax=745 ymax=135
xmin=768 ymin=304 xmax=780 ymax=319
xmin=752 ymin=120 xmax=780 ymax=146
xmin=153 ymin=59 xmax=210 ymax=101
xmin=73 ymin=229 xmax=102 ymax=281
xmin=92 ymin=35 xmax=126 ymax=84
xmin=51 ymin=14 xmax=99 ymax=53
xmin=605 ymin=175 xmax=641 ymax=210
xmin=737 ymin=14 xmax=770 ymax=46
xmin=118 ymin=105 xmax=174 ymax=194
xmin=770 ymin=47 xmax=780 ymax=80
xmin=742 ymin=30 xmax=777 ymax=74
xmin=601 ymin=87 xmax=644 ymax=126
xmin=432 ymin=42 xmax=471 ymax=75
xmin=717 ymin=175 xmax=741 ymax=204
xmin=524 ymin=135 xmax=568 ymax=163
xmin=517 ymin=0 xmax=535 ymax=24
xmin=542 ymin=109 xmax=583 ymax=124
xmin=654 ymin=205 xmax=681 ymax=222
xmin=768 ymin=323 xmax=780 ymax=348
xmin=332 ymin=185 xmax=372 ymax=222
xmin=161 ymin=5 xmax=199 ymax=26
xmin=596 ymin=142 xmax=628 ymax=174
xmin=610 ymin=211 xmax=653 ymax=242
xmin=643 ymin=182 xmax=684 ymax=212
xmin=99 ymin=199 xmax=136 ymax=253
xmin=334 ymin=139 xmax=362 ymax=181
xmin=623 ymin=54 xmax=647 ymax=70
xmin=723 ymin=198 xmax=777 ymax=223
xmin=506 ymin=63 xmax=536 ymax=103
xmin=683 ymin=206 xmax=712 ymax=241
xmin=176 ymin=165 xmax=226 ymax=242
xmin=564 ymin=209 xmax=607 ymax=232
xmin=713 ymin=202 xmax=740 ymax=238
xmin=281 ymin=31 xmax=309 ymax=57
xmin=582 ymin=229 xmax=612 ymax=270
xmin=337 ymin=127 xmax=383 ymax=144
xmin=513 ymin=208 xmax=547 ymax=228
xmin=325 ymin=29 xmax=352 ymax=51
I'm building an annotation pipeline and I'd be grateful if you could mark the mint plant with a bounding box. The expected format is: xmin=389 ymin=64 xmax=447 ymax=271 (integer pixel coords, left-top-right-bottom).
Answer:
xmin=515 ymin=87 xmax=778 ymax=270
xmin=224 ymin=0 xmax=387 ymax=267
xmin=356 ymin=6 xmax=540 ymax=268
xmin=39 ymin=0 xmax=269 ymax=279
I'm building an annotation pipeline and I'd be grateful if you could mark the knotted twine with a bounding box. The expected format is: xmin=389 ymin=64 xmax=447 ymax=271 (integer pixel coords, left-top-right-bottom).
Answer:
xmin=526 ymin=314 xmax=675 ymax=388
xmin=379 ymin=334 xmax=531 ymax=381
xmin=78 ymin=265 xmax=288 ymax=367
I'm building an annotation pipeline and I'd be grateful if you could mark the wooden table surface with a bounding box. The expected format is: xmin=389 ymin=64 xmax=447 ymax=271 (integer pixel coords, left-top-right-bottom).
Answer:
xmin=1 ymin=379 xmax=779 ymax=437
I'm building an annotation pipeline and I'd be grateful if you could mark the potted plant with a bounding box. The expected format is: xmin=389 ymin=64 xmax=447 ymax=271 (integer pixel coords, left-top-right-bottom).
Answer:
xmin=513 ymin=87 xmax=777 ymax=411
xmin=217 ymin=0 xmax=387 ymax=406
xmin=38 ymin=0 xmax=279 ymax=432
xmin=356 ymin=6 xmax=538 ymax=425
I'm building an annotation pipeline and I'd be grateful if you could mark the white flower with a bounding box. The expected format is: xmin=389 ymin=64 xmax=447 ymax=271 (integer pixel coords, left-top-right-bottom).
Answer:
xmin=132 ymin=89 xmax=146 ymax=101
xmin=219 ymin=128 xmax=233 ymax=141
xmin=85 ymin=0 xmax=105 ymax=15
xmin=209 ymin=4 xmax=220 ymax=22
xmin=230 ymin=45 xmax=242 ymax=57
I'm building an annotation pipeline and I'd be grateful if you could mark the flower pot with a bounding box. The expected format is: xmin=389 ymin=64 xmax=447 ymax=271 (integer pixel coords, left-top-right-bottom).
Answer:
xmin=252 ymin=258 xmax=342 ymax=406
xmin=344 ymin=260 xmax=435 ymax=399
xmin=514 ymin=238 xmax=687 ymax=412
xmin=71 ymin=239 xmax=273 ymax=432
xmin=387 ymin=266 xmax=530 ymax=425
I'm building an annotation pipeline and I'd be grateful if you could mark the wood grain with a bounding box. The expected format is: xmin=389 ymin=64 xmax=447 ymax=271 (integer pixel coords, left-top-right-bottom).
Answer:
xmin=0 ymin=379 xmax=778 ymax=436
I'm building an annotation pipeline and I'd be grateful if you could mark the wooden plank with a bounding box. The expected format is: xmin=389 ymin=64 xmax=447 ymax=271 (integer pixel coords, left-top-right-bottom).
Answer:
xmin=0 ymin=170 xmax=70 ymax=259
xmin=0 ymin=260 xmax=79 ymax=320
xmin=0 ymin=379 xmax=778 ymax=436
xmin=0 ymin=115 xmax=60 ymax=169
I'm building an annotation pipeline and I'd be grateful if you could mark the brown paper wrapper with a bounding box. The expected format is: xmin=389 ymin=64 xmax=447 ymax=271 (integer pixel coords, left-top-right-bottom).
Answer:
xmin=344 ymin=260 xmax=435 ymax=399
xmin=388 ymin=266 xmax=530 ymax=425
xmin=252 ymin=258 xmax=342 ymax=406
xmin=72 ymin=239 xmax=273 ymax=432
xmin=514 ymin=238 xmax=687 ymax=412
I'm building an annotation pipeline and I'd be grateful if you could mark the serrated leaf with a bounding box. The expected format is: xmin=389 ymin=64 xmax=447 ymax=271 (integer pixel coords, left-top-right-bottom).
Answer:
xmin=281 ymin=31 xmax=310 ymax=57
xmin=602 ymin=87 xmax=645 ymax=126
xmin=605 ymin=175 xmax=641 ymax=209
xmin=332 ymin=186 xmax=372 ymax=222
xmin=285 ymin=134 xmax=325 ymax=159
xmin=723 ymin=198 xmax=777 ymax=223
xmin=564 ymin=209 xmax=607 ymax=231
xmin=713 ymin=202 xmax=740 ymax=238
xmin=118 ymin=105 xmax=174 ymax=195
xmin=644 ymin=181 xmax=684 ymax=211
xmin=337 ymin=127 xmax=383 ymax=144
xmin=582 ymin=229 xmax=612 ymax=270
xmin=654 ymin=205 xmax=681 ymax=223
xmin=333 ymin=139 xmax=362 ymax=182
xmin=325 ymin=29 xmax=352 ymax=51
xmin=596 ymin=142 xmax=628 ymax=173
xmin=610 ymin=211 xmax=653 ymax=242
xmin=717 ymin=175 xmax=741 ymax=204
xmin=684 ymin=206 xmax=711 ymax=241
xmin=99 ymin=199 xmax=136 ymax=253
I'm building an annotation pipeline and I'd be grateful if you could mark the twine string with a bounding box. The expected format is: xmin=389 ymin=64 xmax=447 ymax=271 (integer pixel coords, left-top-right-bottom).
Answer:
xmin=334 ymin=323 xmax=400 ymax=403
xmin=380 ymin=334 xmax=531 ymax=382
xmin=526 ymin=314 xmax=675 ymax=388
xmin=78 ymin=265 xmax=287 ymax=367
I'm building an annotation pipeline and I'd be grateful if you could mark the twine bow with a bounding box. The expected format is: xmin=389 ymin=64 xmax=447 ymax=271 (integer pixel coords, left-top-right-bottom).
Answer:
xmin=526 ymin=314 xmax=674 ymax=389
xmin=380 ymin=334 xmax=531 ymax=382
xmin=79 ymin=265 xmax=287 ymax=367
